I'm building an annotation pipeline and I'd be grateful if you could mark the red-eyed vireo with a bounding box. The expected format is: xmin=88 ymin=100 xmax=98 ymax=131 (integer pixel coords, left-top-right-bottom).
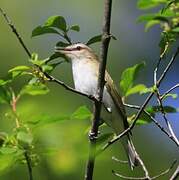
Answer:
xmin=55 ymin=43 xmax=138 ymax=169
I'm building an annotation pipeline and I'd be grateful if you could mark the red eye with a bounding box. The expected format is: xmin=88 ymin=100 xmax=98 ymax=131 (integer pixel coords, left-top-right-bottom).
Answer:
xmin=76 ymin=46 xmax=81 ymax=50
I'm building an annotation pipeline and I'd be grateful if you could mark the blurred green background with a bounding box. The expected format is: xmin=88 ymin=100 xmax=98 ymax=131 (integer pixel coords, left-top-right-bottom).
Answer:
xmin=0 ymin=0 xmax=178 ymax=180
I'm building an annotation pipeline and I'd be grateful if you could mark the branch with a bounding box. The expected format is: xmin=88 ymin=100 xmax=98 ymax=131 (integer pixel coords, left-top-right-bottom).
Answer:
xmin=24 ymin=151 xmax=33 ymax=180
xmin=0 ymin=8 xmax=31 ymax=57
xmin=0 ymin=8 xmax=97 ymax=103
xmin=161 ymin=84 xmax=179 ymax=100
xmin=124 ymin=103 xmax=179 ymax=146
xmin=112 ymin=160 xmax=177 ymax=180
xmin=155 ymin=90 xmax=179 ymax=145
xmin=170 ymin=165 xmax=179 ymax=180
xmin=154 ymin=55 xmax=179 ymax=146
xmin=100 ymin=47 xmax=179 ymax=151
xmin=84 ymin=0 xmax=112 ymax=180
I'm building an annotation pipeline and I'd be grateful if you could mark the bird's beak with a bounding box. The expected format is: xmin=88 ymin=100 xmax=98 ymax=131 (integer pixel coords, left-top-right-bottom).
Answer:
xmin=55 ymin=46 xmax=72 ymax=54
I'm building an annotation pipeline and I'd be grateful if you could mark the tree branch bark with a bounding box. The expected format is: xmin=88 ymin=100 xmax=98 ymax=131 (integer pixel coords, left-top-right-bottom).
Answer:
xmin=84 ymin=0 xmax=112 ymax=180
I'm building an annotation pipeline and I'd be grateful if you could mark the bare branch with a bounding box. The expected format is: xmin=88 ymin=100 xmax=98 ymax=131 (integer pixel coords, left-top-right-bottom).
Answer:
xmin=24 ymin=151 xmax=33 ymax=180
xmin=170 ymin=165 xmax=179 ymax=180
xmin=101 ymin=47 xmax=179 ymax=151
xmin=113 ymin=160 xmax=177 ymax=180
xmin=85 ymin=1 xmax=112 ymax=180
xmin=124 ymin=103 xmax=179 ymax=146
xmin=0 ymin=8 xmax=31 ymax=57
xmin=0 ymin=8 xmax=97 ymax=103
xmin=155 ymin=90 xmax=179 ymax=145
xmin=161 ymin=84 xmax=179 ymax=100
xmin=112 ymin=156 xmax=128 ymax=164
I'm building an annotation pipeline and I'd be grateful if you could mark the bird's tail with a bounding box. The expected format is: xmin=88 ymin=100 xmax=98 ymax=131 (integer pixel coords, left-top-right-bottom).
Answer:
xmin=121 ymin=136 xmax=139 ymax=170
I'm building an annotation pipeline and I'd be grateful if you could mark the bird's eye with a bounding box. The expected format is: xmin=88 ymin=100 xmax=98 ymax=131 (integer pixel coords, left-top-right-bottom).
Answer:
xmin=76 ymin=46 xmax=81 ymax=50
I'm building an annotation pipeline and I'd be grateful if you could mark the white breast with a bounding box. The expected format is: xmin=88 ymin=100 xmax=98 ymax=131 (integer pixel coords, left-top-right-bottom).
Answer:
xmin=72 ymin=59 xmax=98 ymax=96
xmin=72 ymin=58 xmax=114 ymax=111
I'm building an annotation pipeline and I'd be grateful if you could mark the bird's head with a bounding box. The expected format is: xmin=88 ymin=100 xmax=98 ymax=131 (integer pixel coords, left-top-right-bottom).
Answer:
xmin=55 ymin=43 xmax=96 ymax=61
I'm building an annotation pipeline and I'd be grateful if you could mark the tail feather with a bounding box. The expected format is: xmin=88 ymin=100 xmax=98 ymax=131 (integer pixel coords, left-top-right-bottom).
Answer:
xmin=122 ymin=136 xmax=139 ymax=170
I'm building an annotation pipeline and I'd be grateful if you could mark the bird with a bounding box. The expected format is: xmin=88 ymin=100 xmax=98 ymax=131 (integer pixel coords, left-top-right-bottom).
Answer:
xmin=55 ymin=43 xmax=138 ymax=169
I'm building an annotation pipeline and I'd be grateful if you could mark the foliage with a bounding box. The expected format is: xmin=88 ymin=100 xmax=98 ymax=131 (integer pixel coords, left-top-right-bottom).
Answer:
xmin=1 ymin=0 xmax=179 ymax=178
xmin=137 ymin=0 xmax=179 ymax=57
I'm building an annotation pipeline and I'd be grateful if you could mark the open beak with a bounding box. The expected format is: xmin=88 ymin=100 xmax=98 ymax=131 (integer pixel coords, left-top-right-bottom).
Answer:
xmin=54 ymin=46 xmax=73 ymax=54
xmin=55 ymin=46 xmax=65 ymax=53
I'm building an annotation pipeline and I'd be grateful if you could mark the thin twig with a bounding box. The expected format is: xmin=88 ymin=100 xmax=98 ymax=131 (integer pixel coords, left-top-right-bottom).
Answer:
xmin=124 ymin=103 xmax=179 ymax=146
xmin=170 ymin=165 xmax=179 ymax=180
xmin=154 ymin=56 xmax=179 ymax=146
xmin=0 ymin=8 xmax=31 ymax=57
xmin=0 ymin=7 xmax=97 ymax=103
xmin=112 ymin=156 xmax=128 ymax=164
xmin=112 ymin=160 xmax=177 ymax=180
xmin=101 ymin=47 xmax=179 ymax=152
xmin=161 ymin=84 xmax=179 ymax=100
xmin=84 ymin=1 xmax=112 ymax=180
xmin=155 ymin=90 xmax=179 ymax=145
xmin=24 ymin=151 xmax=33 ymax=180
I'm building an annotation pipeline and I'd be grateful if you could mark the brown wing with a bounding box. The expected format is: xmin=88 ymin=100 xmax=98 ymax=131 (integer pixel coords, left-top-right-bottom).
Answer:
xmin=105 ymin=71 xmax=129 ymax=129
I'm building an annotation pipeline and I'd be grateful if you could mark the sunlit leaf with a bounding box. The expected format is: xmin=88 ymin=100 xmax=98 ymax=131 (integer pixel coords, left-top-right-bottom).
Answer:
xmin=145 ymin=20 xmax=160 ymax=31
xmin=0 ymin=147 xmax=17 ymax=155
xmin=0 ymin=87 xmax=12 ymax=104
xmin=0 ymin=154 xmax=15 ymax=173
xmin=125 ymin=84 xmax=147 ymax=97
xmin=27 ymin=114 xmax=70 ymax=126
xmin=8 ymin=66 xmax=30 ymax=73
xmin=17 ymin=131 xmax=33 ymax=145
xmin=137 ymin=0 xmax=166 ymax=9
xmin=0 ymin=79 xmax=11 ymax=86
xmin=20 ymin=83 xmax=49 ymax=96
xmin=71 ymin=106 xmax=92 ymax=120
xmin=70 ymin=25 xmax=80 ymax=32
xmin=41 ymin=65 xmax=53 ymax=73
xmin=32 ymin=26 xmax=60 ymax=37
xmin=147 ymin=105 xmax=178 ymax=114
xmin=86 ymin=35 xmax=102 ymax=45
xmin=120 ymin=62 xmax=145 ymax=96
xmin=162 ymin=93 xmax=178 ymax=100
xmin=45 ymin=15 xmax=67 ymax=32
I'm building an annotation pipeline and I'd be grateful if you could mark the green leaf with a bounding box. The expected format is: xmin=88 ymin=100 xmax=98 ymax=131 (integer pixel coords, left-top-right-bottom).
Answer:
xmin=86 ymin=35 xmax=102 ymax=45
xmin=0 ymin=153 xmax=15 ymax=173
xmin=45 ymin=15 xmax=67 ymax=32
xmin=140 ymin=86 xmax=154 ymax=94
xmin=17 ymin=131 xmax=33 ymax=145
xmin=8 ymin=66 xmax=30 ymax=73
xmin=0 ymin=79 xmax=11 ymax=86
xmin=0 ymin=147 xmax=17 ymax=155
xmin=172 ymin=27 xmax=179 ymax=32
xmin=0 ymin=87 xmax=12 ymax=104
xmin=125 ymin=84 xmax=147 ymax=97
xmin=32 ymin=26 xmax=60 ymax=37
xmin=70 ymin=25 xmax=80 ymax=32
xmin=162 ymin=93 xmax=178 ymax=100
xmin=120 ymin=62 xmax=145 ymax=96
xmin=20 ymin=83 xmax=49 ymax=96
xmin=145 ymin=20 xmax=161 ymax=31
xmin=147 ymin=106 xmax=177 ymax=114
xmin=41 ymin=65 xmax=53 ymax=73
xmin=27 ymin=114 xmax=70 ymax=126
xmin=137 ymin=14 xmax=156 ymax=22
xmin=8 ymin=66 xmax=31 ymax=79
xmin=137 ymin=0 xmax=167 ymax=9
xmin=71 ymin=106 xmax=92 ymax=120
xmin=128 ymin=111 xmax=152 ymax=126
